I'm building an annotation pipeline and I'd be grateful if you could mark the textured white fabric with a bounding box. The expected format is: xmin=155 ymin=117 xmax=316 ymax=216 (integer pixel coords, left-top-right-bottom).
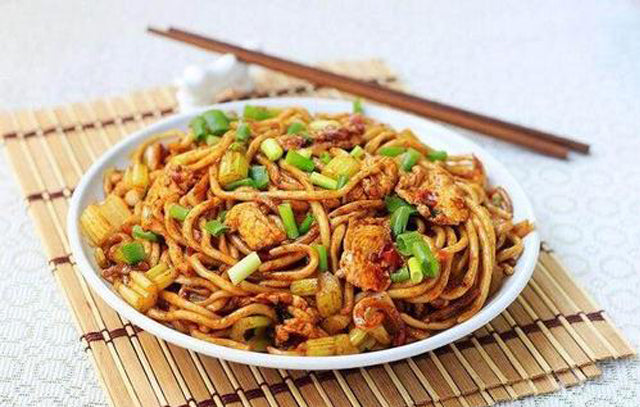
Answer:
xmin=0 ymin=1 xmax=638 ymax=406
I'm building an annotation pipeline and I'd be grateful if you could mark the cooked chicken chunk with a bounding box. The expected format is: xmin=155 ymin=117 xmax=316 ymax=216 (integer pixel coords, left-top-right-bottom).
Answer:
xmin=395 ymin=163 xmax=469 ymax=225
xmin=345 ymin=156 xmax=399 ymax=201
xmin=224 ymin=202 xmax=286 ymax=250
xmin=337 ymin=218 xmax=402 ymax=292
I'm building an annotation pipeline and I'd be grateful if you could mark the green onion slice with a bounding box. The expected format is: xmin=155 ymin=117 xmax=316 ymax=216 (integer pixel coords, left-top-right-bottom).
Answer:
xmin=225 ymin=178 xmax=256 ymax=190
xmin=384 ymin=194 xmax=417 ymax=214
xmin=395 ymin=231 xmax=423 ymax=256
xmin=401 ymin=148 xmax=421 ymax=171
xmin=236 ymin=122 xmax=251 ymax=142
xmin=205 ymin=135 xmax=221 ymax=146
xmin=378 ymin=146 xmax=405 ymax=157
xmin=390 ymin=267 xmax=410 ymax=283
xmin=353 ymin=98 xmax=364 ymax=114
xmin=228 ymin=252 xmax=262 ymax=285
xmin=319 ymin=152 xmax=332 ymax=164
xmin=189 ymin=116 xmax=208 ymax=141
xmin=202 ymin=109 xmax=230 ymax=136
xmin=313 ymin=245 xmax=329 ymax=272
xmin=298 ymin=213 xmax=315 ymax=234
xmin=204 ymin=219 xmax=228 ymax=237
xmin=244 ymin=105 xmax=277 ymax=121
xmin=408 ymin=257 xmax=424 ymax=283
xmin=278 ymin=203 xmax=299 ymax=239
xmin=121 ymin=242 xmax=146 ymax=265
xmin=287 ymin=121 xmax=306 ymax=134
xmin=310 ymin=172 xmax=338 ymax=190
xmin=250 ymin=165 xmax=269 ymax=190
xmin=169 ymin=204 xmax=190 ymax=221
xmin=260 ymin=138 xmax=284 ymax=161
xmin=427 ymin=150 xmax=448 ymax=161
xmin=285 ymin=150 xmax=315 ymax=172
xmin=336 ymin=174 xmax=349 ymax=189
xmin=350 ymin=145 xmax=365 ymax=159
xmin=390 ymin=206 xmax=412 ymax=236
xmin=132 ymin=225 xmax=159 ymax=242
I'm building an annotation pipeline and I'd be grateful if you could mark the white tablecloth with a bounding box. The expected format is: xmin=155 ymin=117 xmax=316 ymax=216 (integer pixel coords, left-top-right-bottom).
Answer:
xmin=1 ymin=1 xmax=638 ymax=405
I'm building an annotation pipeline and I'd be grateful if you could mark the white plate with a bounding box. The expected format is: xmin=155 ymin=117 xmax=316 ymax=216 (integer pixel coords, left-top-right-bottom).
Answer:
xmin=68 ymin=97 xmax=539 ymax=370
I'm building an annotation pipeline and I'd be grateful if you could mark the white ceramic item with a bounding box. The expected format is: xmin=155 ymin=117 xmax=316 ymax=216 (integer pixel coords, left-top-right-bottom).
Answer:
xmin=68 ymin=97 xmax=540 ymax=370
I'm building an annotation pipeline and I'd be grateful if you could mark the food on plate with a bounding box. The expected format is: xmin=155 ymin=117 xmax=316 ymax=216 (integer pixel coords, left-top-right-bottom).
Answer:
xmin=80 ymin=101 xmax=533 ymax=355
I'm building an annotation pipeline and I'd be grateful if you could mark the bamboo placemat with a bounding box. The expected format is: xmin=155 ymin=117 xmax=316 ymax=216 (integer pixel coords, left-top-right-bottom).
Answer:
xmin=0 ymin=59 xmax=634 ymax=407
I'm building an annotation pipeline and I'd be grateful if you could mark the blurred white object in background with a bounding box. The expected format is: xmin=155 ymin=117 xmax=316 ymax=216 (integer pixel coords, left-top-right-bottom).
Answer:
xmin=175 ymin=53 xmax=255 ymax=111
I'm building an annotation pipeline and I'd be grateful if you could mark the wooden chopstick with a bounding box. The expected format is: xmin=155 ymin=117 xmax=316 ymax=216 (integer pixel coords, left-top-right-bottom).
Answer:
xmin=148 ymin=26 xmax=590 ymax=159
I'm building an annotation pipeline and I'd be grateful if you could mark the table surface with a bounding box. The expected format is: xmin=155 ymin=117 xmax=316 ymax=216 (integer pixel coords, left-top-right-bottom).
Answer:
xmin=1 ymin=1 xmax=638 ymax=406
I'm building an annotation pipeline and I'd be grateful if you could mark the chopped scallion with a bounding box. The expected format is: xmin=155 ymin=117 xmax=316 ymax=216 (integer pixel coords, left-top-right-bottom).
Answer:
xmin=121 ymin=241 xmax=146 ymax=265
xmin=278 ymin=203 xmax=299 ymax=239
xmin=353 ymin=98 xmax=364 ymax=114
xmin=313 ymin=245 xmax=329 ymax=272
xmin=336 ymin=174 xmax=349 ymax=189
xmin=204 ymin=219 xmax=228 ymax=237
xmin=378 ymin=146 xmax=405 ymax=157
xmin=427 ymin=150 xmax=448 ymax=161
xmin=390 ymin=267 xmax=410 ymax=283
xmin=298 ymin=213 xmax=315 ymax=234
xmin=319 ymin=152 xmax=332 ymax=164
xmin=285 ymin=150 xmax=315 ymax=172
xmin=287 ymin=121 xmax=306 ymax=134
xmin=169 ymin=204 xmax=190 ymax=221
xmin=401 ymin=148 xmax=421 ymax=171
xmin=249 ymin=165 xmax=269 ymax=190
xmin=224 ymin=178 xmax=256 ymax=190
xmin=235 ymin=122 xmax=251 ymax=142
xmin=298 ymin=148 xmax=312 ymax=158
xmin=384 ymin=194 xmax=417 ymax=214
xmin=202 ymin=109 xmax=230 ymax=136
xmin=189 ymin=116 xmax=208 ymax=141
xmin=205 ymin=135 xmax=221 ymax=146
xmin=350 ymin=145 xmax=365 ymax=159
xmin=132 ymin=225 xmax=159 ymax=242
xmin=244 ymin=105 xmax=277 ymax=121
xmin=411 ymin=238 xmax=439 ymax=278
xmin=395 ymin=231 xmax=423 ymax=256
xmin=310 ymin=172 xmax=338 ymax=190
xmin=260 ymin=138 xmax=284 ymax=161
xmin=228 ymin=252 xmax=262 ymax=285
xmin=390 ymin=205 xmax=412 ymax=236
xmin=408 ymin=257 xmax=424 ymax=283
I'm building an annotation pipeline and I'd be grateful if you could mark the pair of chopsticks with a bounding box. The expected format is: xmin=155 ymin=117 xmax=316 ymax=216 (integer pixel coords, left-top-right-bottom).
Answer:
xmin=148 ymin=26 xmax=589 ymax=159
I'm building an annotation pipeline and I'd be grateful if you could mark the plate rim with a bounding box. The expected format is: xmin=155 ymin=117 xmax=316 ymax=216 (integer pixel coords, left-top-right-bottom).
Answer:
xmin=67 ymin=96 xmax=540 ymax=370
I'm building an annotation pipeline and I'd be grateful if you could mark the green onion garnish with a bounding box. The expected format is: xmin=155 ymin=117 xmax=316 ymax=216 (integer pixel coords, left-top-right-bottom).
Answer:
xmin=202 ymin=109 xmax=230 ymax=136
xmin=236 ymin=122 xmax=251 ymax=142
xmin=298 ymin=148 xmax=312 ymax=158
xmin=411 ymin=239 xmax=438 ymax=278
xmin=189 ymin=116 xmax=208 ymax=141
xmin=353 ymin=98 xmax=364 ymax=114
xmin=205 ymin=135 xmax=221 ymax=146
xmin=227 ymin=252 xmax=262 ymax=285
xmin=385 ymin=194 xmax=417 ymax=214
xmin=390 ymin=205 xmax=412 ymax=236
xmin=350 ymin=145 xmax=365 ymax=159
xmin=379 ymin=146 xmax=405 ymax=157
xmin=319 ymin=152 xmax=332 ymax=164
xmin=132 ymin=225 xmax=159 ymax=242
xmin=298 ymin=213 xmax=315 ymax=234
xmin=121 ymin=241 xmax=146 ymax=265
xmin=310 ymin=172 xmax=338 ymax=190
xmin=336 ymin=174 xmax=349 ymax=189
xmin=249 ymin=165 xmax=269 ymax=190
xmin=244 ymin=105 xmax=277 ymax=121
xmin=225 ymin=178 xmax=256 ymax=190
xmin=313 ymin=245 xmax=329 ymax=272
xmin=260 ymin=138 xmax=284 ymax=161
xmin=401 ymin=148 xmax=421 ymax=171
xmin=278 ymin=203 xmax=299 ymax=239
xmin=395 ymin=231 xmax=423 ymax=255
xmin=285 ymin=150 xmax=315 ymax=172
xmin=427 ymin=150 xmax=448 ymax=161
xmin=287 ymin=121 xmax=306 ymax=134
xmin=204 ymin=219 xmax=228 ymax=237
xmin=390 ymin=267 xmax=410 ymax=283
xmin=408 ymin=257 xmax=424 ymax=283
xmin=169 ymin=204 xmax=190 ymax=221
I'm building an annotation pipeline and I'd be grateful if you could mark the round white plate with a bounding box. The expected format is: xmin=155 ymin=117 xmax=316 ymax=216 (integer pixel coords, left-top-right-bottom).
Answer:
xmin=68 ymin=97 xmax=540 ymax=370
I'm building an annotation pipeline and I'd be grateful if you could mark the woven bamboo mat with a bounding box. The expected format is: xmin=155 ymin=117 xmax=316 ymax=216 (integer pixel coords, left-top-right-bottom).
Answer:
xmin=0 ymin=59 xmax=635 ymax=407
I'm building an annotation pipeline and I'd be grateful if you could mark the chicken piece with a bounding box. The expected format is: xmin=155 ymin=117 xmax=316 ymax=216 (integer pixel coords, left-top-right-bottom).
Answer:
xmin=395 ymin=163 xmax=469 ymax=225
xmin=224 ymin=202 xmax=286 ymax=250
xmin=345 ymin=156 xmax=399 ymax=201
xmin=309 ymin=116 xmax=366 ymax=154
xmin=337 ymin=218 xmax=402 ymax=292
